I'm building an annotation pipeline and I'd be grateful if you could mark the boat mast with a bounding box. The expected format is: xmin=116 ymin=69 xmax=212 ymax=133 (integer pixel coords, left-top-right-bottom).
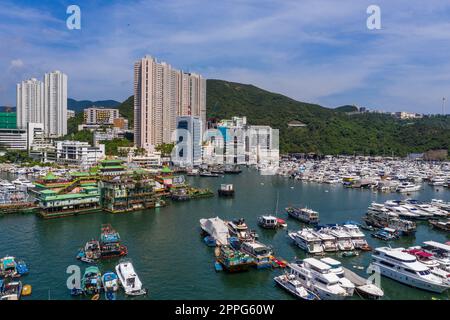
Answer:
xmin=274 ymin=191 xmax=279 ymax=217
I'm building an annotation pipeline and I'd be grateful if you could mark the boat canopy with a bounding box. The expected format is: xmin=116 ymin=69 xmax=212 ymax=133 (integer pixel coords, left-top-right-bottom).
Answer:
xmin=200 ymin=217 xmax=229 ymax=245
xmin=423 ymin=241 xmax=450 ymax=252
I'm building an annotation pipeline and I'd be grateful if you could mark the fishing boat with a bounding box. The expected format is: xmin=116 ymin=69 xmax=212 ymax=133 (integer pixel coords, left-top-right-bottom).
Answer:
xmin=0 ymin=256 xmax=17 ymax=278
xmin=286 ymin=206 xmax=319 ymax=224
xmin=81 ymin=266 xmax=102 ymax=295
xmin=240 ymin=241 xmax=273 ymax=268
xmin=218 ymin=184 xmax=234 ymax=197
xmin=371 ymin=227 xmax=399 ymax=241
xmin=226 ymin=218 xmax=257 ymax=242
xmin=115 ymin=259 xmax=147 ymax=296
xmin=0 ymin=280 xmax=22 ymax=300
xmin=258 ymin=192 xmax=287 ymax=229
xmin=203 ymin=236 xmax=217 ymax=247
xmin=102 ymin=271 xmax=119 ymax=301
xmin=274 ymin=274 xmax=320 ymax=300
xmin=99 ymin=224 xmax=128 ymax=259
xmin=215 ymin=245 xmax=254 ymax=272
xmin=77 ymin=240 xmax=101 ymax=262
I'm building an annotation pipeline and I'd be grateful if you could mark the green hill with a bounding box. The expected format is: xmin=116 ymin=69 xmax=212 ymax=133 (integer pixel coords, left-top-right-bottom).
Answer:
xmin=85 ymin=79 xmax=450 ymax=156
xmin=335 ymin=105 xmax=358 ymax=112
xmin=206 ymin=79 xmax=450 ymax=156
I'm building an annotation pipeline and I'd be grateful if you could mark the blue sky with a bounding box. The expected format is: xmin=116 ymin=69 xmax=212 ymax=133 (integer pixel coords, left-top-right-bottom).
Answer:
xmin=1 ymin=0 xmax=450 ymax=114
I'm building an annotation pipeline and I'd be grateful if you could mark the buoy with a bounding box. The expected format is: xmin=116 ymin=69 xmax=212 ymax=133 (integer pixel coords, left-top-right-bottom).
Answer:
xmin=91 ymin=293 xmax=100 ymax=300
xmin=21 ymin=285 xmax=32 ymax=296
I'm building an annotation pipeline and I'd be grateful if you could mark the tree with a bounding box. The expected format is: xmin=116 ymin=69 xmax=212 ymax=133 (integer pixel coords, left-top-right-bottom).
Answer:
xmin=155 ymin=143 xmax=175 ymax=157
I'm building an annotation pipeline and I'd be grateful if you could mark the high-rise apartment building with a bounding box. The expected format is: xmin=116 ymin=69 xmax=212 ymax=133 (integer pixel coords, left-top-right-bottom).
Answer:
xmin=44 ymin=70 xmax=67 ymax=137
xmin=16 ymin=78 xmax=44 ymax=129
xmin=134 ymin=55 xmax=206 ymax=150
xmin=84 ymin=107 xmax=120 ymax=125
xmin=173 ymin=115 xmax=203 ymax=167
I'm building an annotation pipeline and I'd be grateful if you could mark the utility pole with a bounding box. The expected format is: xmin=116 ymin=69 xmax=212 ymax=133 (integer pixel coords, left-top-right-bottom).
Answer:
xmin=443 ymin=97 xmax=446 ymax=115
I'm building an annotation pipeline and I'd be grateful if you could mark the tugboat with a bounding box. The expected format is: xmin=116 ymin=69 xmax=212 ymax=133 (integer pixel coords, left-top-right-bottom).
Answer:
xmin=99 ymin=224 xmax=128 ymax=259
xmin=81 ymin=266 xmax=102 ymax=295
xmin=218 ymin=184 xmax=234 ymax=197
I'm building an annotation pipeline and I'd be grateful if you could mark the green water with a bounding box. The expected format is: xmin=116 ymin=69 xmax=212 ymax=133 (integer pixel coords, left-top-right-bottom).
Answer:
xmin=1 ymin=168 xmax=449 ymax=300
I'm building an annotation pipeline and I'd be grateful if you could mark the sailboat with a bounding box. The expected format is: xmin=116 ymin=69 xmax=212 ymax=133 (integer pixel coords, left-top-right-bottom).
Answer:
xmin=257 ymin=192 xmax=287 ymax=229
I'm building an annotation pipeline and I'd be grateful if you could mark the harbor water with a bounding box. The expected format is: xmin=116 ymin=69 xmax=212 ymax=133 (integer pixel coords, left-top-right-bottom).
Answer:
xmin=0 ymin=168 xmax=449 ymax=300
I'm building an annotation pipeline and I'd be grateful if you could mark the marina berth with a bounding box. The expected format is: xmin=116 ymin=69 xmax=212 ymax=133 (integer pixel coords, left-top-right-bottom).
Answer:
xmin=287 ymin=258 xmax=351 ymax=300
xmin=286 ymin=206 xmax=319 ymax=224
xmin=370 ymin=247 xmax=450 ymax=293
xmin=288 ymin=228 xmax=324 ymax=254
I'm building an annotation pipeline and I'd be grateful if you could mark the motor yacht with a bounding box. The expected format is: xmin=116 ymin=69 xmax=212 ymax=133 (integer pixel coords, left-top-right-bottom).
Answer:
xmin=115 ymin=259 xmax=147 ymax=296
xmin=286 ymin=206 xmax=319 ymax=224
xmin=341 ymin=224 xmax=371 ymax=250
xmin=316 ymin=228 xmax=338 ymax=252
xmin=288 ymin=228 xmax=323 ymax=254
xmin=320 ymin=257 xmax=355 ymax=296
xmin=287 ymin=258 xmax=351 ymax=300
xmin=324 ymin=227 xmax=354 ymax=251
xmin=370 ymin=247 xmax=450 ymax=293
xmin=273 ymin=274 xmax=320 ymax=300
xmin=396 ymin=182 xmax=421 ymax=193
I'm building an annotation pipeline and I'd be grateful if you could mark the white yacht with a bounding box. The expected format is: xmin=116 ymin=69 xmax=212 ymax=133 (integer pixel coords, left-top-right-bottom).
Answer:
xmin=288 ymin=228 xmax=323 ymax=254
xmin=421 ymin=241 xmax=450 ymax=272
xmin=388 ymin=206 xmax=421 ymax=220
xmin=287 ymin=258 xmax=350 ymax=300
xmin=115 ymin=260 xmax=147 ymax=296
xmin=400 ymin=204 xmax=433 ymax=219
xmin=396 ymin=182 xmax=421 ymax=193
xmin=431 ymin=199 xmax=450 ymax=212
xmin=11 ymin=177 xmax=34 ymax=189
xmin=429 ymin=177 xmax=446 ymax=186
xmin=316 ymin=229 xmax=338 ymax=252
xmin=370 ymin=247 xmax=450 ymax=293
xmin=273 ymin=274 xmax=320 ymax=300
xmin=341 ymin=224 xmax=370 ymax=250
xmin=415 ymin=204 xmax=448 ymax=218
xmin=320 ymin=257 xmax=355 ymax=296
xmin=324 ymin=227 xmax=354 ymax=251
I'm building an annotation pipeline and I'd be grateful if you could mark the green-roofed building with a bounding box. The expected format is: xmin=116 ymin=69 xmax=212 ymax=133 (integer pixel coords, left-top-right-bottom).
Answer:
xmin=0 ymin=112 xmax=17 ymax=129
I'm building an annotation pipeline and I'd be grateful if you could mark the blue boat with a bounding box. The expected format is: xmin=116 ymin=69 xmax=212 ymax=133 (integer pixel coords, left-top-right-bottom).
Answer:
xmin=203 ymin=236 xmax=216 ymax=247
xmin=102 ymin=271 xmax=119 ymax=301
xmin=371 ymin=227 xmax=399 ymax=241
xmin=15 ymin=260 xmax=29 ymax=276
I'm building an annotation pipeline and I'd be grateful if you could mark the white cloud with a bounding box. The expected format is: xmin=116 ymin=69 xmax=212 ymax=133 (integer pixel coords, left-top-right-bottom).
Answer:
xmin=9 ymin=59 xmax=24 ymax=69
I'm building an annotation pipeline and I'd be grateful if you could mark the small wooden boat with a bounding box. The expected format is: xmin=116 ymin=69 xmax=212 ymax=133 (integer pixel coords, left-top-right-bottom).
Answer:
xmin=91 ymin=293 xmax=100 ymax=300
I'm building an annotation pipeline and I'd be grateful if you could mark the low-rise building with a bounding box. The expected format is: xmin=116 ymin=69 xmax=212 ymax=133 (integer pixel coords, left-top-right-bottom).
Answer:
xmin=55 ymin=140 xmax=105 ymax=166
xmin=84 ymin=106 xmax=120 ymax=125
